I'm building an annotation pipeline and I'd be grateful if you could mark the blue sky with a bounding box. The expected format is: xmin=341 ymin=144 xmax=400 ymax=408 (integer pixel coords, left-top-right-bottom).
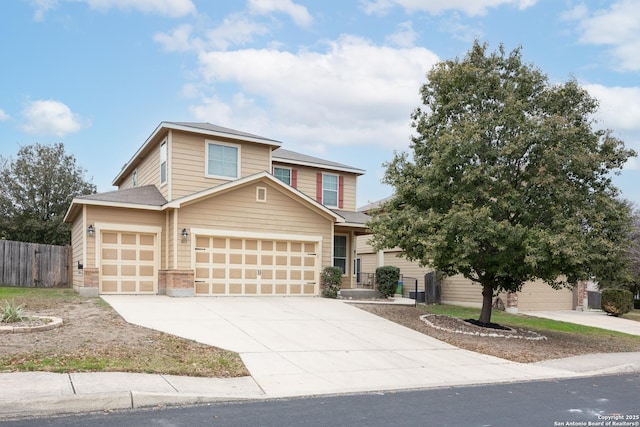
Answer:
xmin=1 ymin=0 xmax=639 ymax=208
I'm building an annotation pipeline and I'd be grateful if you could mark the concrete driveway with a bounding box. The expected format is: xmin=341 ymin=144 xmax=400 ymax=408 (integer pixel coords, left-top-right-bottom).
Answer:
xmin=103 ymin=296 xmax=576 ymax=397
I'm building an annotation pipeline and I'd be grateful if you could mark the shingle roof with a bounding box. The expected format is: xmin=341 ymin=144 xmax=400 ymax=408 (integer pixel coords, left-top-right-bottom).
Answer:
xmin=166 ymin=122 xmax=282 ymax=145
xmin=331 ymin=209 xmax=370 ymax=225
xmin=273 ymin=148 xmax=365 ymax=175
xmin=357 ymin=195 xmax=394 ymax=213
xmin=78 ymin=185 xmax=167 ymax=206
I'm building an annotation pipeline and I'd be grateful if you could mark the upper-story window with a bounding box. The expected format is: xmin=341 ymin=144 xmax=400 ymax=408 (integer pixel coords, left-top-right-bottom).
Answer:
xmin=316 ymin=172 xmax=344 ymax=208
xmin=206 ymin=141 xmax=240 ymax=179
xmin=322 ymin=173 xmax=339 ymax=207
xmin=160 ymin=141 xmax=167 ymax=185
xmin=132 ymin=169 xmax=138 ymax=187
xmin=273 ymin=167 xmax=291 ymax=185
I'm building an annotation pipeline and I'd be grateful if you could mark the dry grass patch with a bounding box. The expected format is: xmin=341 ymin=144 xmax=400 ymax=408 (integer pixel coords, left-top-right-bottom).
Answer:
xmin=0 ymin=287 xmax=248 ymax=377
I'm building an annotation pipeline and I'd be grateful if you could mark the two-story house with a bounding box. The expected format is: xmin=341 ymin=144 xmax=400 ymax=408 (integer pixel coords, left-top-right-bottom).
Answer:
xmin=64 ymin=122 xmax=369 ymax=297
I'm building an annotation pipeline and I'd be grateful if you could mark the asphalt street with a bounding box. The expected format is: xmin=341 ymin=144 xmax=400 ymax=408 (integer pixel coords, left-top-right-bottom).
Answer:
xmin=3 ymin=373 xmax=639 ymax=427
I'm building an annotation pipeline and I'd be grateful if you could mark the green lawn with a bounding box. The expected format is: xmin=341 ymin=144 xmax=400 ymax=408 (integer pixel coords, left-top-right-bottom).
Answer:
xmin=421 ymin=304 xmax=640 ymax=338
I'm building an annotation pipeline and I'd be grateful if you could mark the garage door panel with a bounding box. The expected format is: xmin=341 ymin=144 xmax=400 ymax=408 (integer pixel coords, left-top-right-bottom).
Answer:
xmin=140 ymin=266 xmax=154 ymax=277
xmin=102 ymin=249 xmax=117 ymax=260
xmin=103 ymin=233 xmax=118 ymax=244
xmin=140 ymin=281 xmax=154 ymax=292
xmin=140 ymin=235 xmax=154 ymax=245
xmin=194 ymin=235 xmax=318 ymax=296
xmin=102 ymin=281 xmax=117 ymax=292
xmin=121 ymin=281 xmax=136 ymax=292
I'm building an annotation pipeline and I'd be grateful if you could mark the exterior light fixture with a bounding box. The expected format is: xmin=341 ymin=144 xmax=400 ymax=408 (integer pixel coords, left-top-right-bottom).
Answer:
xmin=181 ymin=228 xmax=188 ymax=240
xmin=87 ymin=224 xmax=94 ymax=236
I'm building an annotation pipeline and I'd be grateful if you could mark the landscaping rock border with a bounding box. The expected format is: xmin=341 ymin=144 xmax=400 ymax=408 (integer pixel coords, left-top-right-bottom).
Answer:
xmin=0 ymin=316 xmax=63 ymax=334
xmin=420 ymin=314 xmax=547 ymax=341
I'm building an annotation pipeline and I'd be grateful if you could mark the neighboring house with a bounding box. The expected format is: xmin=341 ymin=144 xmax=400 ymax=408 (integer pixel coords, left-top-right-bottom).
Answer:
xmin=356 ymin=198 xmax=579 ymax=312
xmin=64 ymin=122 xmax=369 ymax=297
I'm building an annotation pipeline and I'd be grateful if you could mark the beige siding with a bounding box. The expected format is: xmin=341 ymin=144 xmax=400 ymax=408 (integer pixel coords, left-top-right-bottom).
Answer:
xmin=383 ymin=251 xmax=432 ymax=285
xmin=84 ymin=206 xmax=165 ymax=269
xmin=275 ymin=162 xmax=358 ymax=211
xmin=71 ymin=214 xmax=84 ymax=288
xmin=441 ymin=275 xmax=574 ymax=311
xmin=441 ymin=274 xmax=485 ymax=308
xmin=359 ymin=253 xmax=377 ymax=276
xmin=118 ymin=141 xmax=162 ymax=195
xmin=177 ymin=180 xmax=334 ymax=271
xmin=356 ymin=234 xmax=376 ymax=255
xmin=341 ymin=173 xmax=357 ymax=211
xmin=171 ymin=130 xmax=272 ymax=200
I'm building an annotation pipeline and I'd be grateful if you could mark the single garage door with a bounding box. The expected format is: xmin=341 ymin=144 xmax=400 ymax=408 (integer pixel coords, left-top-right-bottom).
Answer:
xmin=194 ymin=235 xmax=318 ymax=296
xmin=100 ymin=231 xmax=158 ymax=294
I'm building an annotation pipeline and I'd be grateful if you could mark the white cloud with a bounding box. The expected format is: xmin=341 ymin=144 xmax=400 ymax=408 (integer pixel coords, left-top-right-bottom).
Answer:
xmin=568 ymin=0 xmax=640 ymax=71
xmin=360 ymin=0 xmax=537 ymax=16
xmin=31 ymin=0 xmax=195 ymax=19
xmin=155 ymin=14 xmax=270 ymax=52
xmin=191 ymin=35 xmax=439 ymax=152
xmin=585 ymin=84 xmax=640 ymax=132
xmin=31 ymin=0 xmax=57 ymax=21
xmin=0 ymin=109 xmax=9 ymax=121
xmin=154 ymin=24 xmax=202 ymax=52
xmin=248 ymin=0 xmax=313 ymax=28
xmin=21 ymin=100 xmax=86 ymax=137
xmin=385 ymin=21 xmax=418 ymax=47
xmin=205 ymin=14 xmax=270 ymax=50
xmin=584 ymin=83 xmax=640 ymax=170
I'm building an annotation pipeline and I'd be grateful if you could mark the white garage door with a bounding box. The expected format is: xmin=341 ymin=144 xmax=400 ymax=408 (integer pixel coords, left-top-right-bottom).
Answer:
xmin=194 ymin=235 xmax=318 ymax=296
xmin=99 ymin=231 xmax=158 ymax=294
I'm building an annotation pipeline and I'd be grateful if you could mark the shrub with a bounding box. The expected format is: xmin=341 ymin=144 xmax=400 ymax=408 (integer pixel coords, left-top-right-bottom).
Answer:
xmin=601 ymin=288 xmax=634 ymax=317
xmin=321 ymin=266 xmax=343 ymax=298
xmin=1 ymin=299 xmax=27 ymax=323
xmin=376 ymin=266 xmax=400 ymax=298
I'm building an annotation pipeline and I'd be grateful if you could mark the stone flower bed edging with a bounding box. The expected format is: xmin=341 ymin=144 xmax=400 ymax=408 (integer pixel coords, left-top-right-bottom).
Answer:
xmin=420 ymin=314 xmax=547 ymax=341
xmin=0 ymin=316 xmax=63 ymax=334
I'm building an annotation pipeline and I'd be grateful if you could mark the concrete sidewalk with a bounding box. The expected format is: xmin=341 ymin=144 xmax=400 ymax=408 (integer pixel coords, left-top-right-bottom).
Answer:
xmin=525 ymin=310 xmax=640 ymax=336
xmin=1 ymin=298 xmax=639 ymax=419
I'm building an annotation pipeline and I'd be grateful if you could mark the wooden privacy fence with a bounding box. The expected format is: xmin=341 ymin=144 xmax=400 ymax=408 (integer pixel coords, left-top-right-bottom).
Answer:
xmin=0 ymin=240 xmax=71 ymax=288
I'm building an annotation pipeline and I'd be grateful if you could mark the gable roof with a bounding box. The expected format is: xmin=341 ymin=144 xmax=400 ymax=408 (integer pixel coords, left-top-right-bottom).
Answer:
xmin=166 ymin=122 xmax=282 ymax=145
xmin=273 ymin=148 xmax=365 ymax=175
xmin=112 ymin=121 xmax=282 ymax=186
xmin=166 ymin=171 xmax=344 ymax=222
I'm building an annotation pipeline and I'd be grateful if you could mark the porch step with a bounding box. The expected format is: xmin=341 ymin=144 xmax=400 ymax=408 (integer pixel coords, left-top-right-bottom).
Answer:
xmin=339 ymin=289 xmax=383 ymax=300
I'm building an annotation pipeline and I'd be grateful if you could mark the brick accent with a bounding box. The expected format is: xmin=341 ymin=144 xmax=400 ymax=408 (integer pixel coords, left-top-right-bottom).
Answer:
xmin=83 ymin=268 xmax=99 ymax=288
xmin=165 ymin=270 xmax=195 ymax=297
xmin=158 ymin=270 xmax=167 ymax=295
xmin=505 ymin=291 xmax=518 ymax=314
xmin=575 ymin=281 xmax=587 ymax=311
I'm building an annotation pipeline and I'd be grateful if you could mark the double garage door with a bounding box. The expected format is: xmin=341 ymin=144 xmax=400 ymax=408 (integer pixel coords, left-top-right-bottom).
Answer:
xmin=194 ymin=235 xmax=319 ymax=296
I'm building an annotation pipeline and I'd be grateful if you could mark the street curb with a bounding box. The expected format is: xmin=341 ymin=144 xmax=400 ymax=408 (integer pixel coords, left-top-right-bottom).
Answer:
xmin=0 ymin=392 xmax=132 ymax=419
xmin=0 ymin=391 xmax=262 ymax=420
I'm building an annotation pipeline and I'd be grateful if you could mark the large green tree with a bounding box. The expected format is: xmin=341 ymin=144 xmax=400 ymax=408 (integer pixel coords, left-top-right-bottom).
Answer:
xmin=0 ymin=143 xmax=96 ymax=245
xmin=368 ymin=41 xmax=636 ymax=324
